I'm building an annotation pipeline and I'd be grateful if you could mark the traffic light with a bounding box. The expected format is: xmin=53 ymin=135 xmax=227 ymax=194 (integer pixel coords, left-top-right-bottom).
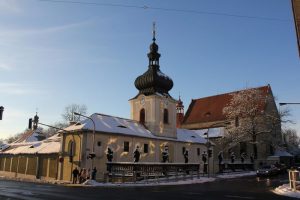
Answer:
xmin=88 ymin=153 xmax=96 ymax=159
xmin=208 ymin=150 xmax=212 ymax=158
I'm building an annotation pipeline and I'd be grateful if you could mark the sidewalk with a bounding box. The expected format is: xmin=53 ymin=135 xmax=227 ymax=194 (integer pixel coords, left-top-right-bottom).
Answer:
xmin=273 ymin=184 xmax=300 ymax=199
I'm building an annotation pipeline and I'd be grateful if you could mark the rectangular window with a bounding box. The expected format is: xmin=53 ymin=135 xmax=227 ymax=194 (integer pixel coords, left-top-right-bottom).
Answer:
xmin=144 ymin=144 xmax=149 ymax=153
xmin=97 ymin=141 xmax=101 ymax=146
xmin=197 ymin=148 xmax=200 ymax=156
xmin=124 ymin=141 xmax=129 ymax=152
xmin=182 ymin=147 xmax=186 ymax=155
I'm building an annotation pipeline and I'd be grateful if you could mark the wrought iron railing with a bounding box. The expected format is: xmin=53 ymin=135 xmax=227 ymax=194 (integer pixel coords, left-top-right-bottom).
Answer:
xmin=106 ymin=162 xmax=200 ymax=183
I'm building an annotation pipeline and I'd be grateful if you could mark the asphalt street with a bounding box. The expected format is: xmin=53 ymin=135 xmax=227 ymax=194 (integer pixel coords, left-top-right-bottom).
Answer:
xmin=0 ymin=174 xmax=294 ymax=200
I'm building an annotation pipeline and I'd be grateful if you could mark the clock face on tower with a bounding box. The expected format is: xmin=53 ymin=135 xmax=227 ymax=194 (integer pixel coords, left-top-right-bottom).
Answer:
xmin=164 ymin=98 xmax=168 ymax=107
xmin=140 ymin=96 xmax=145 ymax=106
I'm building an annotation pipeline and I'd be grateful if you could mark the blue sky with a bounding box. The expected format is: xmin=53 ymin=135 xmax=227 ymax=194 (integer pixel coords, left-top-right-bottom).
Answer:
xmin=0 ymin=0 xmax=299 ymax=139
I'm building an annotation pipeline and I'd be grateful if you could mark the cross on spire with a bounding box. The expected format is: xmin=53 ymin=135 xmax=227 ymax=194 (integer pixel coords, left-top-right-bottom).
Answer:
xmin=152 ymin=22 xmax=156 ymax=42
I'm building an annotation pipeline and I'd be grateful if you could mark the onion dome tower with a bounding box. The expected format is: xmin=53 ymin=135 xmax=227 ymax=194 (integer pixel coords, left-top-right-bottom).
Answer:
xmin=176 ymin=95 xmax=184 ymax=128
xmin=130 ymin=23 xmax=177 ymax=139
xmin=134 ymin=24 xmax=173 ymax=97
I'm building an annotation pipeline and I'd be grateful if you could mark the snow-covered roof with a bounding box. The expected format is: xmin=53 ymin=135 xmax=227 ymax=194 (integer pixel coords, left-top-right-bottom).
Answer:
xmin=193 ymin=127 xmax=225 ymax=138
xmin=13 ymin=128 xmax=46 ymax=143
xmin=0 ymin=133 xmax=61 ymax=155
xmin=64 ymin=113 xmax=155 ymax=138
xmin=64 ymin=113 xmax=207 ymax=144
xmin=272 ymin=149 xmax=293 ymax=157
xmin=176 ymin=129 xmax=207 ymax=143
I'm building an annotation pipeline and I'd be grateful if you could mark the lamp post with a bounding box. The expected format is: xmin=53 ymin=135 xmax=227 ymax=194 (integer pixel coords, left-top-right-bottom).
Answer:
xmin=204 ymin=130 xmax=211 ymax=178
xmin=73 ymin=112 xmax=96 ymax=169
xmin=279 ymin=103 xmax=300 ymax=106
xmin=0 ymin=106 xmax=4 ymax=120
xmin=203 ymin=121 xmax=231 ymax=177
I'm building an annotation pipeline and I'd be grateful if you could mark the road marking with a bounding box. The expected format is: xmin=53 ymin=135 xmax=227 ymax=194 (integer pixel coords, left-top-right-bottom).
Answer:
xmin=225 ymin=195 xmax=255 ymax=199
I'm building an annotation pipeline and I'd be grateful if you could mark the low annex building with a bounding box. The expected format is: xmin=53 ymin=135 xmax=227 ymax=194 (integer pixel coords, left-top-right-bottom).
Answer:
xmin=0 ymin=124 xmax=61 ymax=180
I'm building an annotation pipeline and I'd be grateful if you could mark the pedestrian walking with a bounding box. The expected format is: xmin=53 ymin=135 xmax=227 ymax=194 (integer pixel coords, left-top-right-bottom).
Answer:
xmin=72 ymin=167 xmax=79 ymax=184
xmin=80 ymin=168 xmax=87 ymax=183
xmin=86 ymin=168 xmax=91 ymax=180
xmin=78 ymin=168 xmax=83 ymax=184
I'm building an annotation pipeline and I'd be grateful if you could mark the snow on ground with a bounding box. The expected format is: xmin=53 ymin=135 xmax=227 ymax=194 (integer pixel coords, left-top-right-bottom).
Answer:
xmin=216 ymin=171 xmax=256 ymax=179
xmin=78 ymin=171 xmax=256 ymax=187
xmin=273 ymin=184 xmax=300 ymax=199
xmin=82 ymin=177 xmax=216 ymax=187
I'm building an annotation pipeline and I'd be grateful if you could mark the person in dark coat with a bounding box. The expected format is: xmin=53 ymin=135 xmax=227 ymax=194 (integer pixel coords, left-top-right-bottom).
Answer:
xmin=91 ymin=167 xmax=97 ymax=180
xmin=78 ymin=168 xmax=83 ymax=183
xmin=72 ymin=167 xmax=79 ymax=184
xmin=133 ymin=146 xmax=140 ymax=163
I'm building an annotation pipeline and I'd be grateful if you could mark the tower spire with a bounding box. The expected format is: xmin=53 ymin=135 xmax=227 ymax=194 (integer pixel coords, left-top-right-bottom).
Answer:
xmin=152 ymin=22 xmax=156 ymax=42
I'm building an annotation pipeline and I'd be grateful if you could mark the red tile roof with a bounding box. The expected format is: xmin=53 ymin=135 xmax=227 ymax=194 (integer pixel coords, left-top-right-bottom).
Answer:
xmin=183 ymin=85 xmax=271 ymax=125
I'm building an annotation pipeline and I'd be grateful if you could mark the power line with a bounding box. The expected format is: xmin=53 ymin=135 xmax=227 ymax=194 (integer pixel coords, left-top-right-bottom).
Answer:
xmin=36 ymin=0 xmax=291 ymax=22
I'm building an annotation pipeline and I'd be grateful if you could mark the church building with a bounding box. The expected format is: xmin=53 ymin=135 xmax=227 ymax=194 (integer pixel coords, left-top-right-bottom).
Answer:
xmin=58 ymin=29 xmax=209 ymax=181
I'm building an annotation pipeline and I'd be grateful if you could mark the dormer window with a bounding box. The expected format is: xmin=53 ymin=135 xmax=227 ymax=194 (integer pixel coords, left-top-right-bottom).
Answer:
xmin=163 ymin=109 xmax=169 ymax=124
xmin=140 ymin=109 xmax=145 ymax=124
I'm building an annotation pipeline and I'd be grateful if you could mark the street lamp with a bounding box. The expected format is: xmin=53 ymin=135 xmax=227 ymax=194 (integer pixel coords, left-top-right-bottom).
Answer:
xmin=0 ymin=106 xmax=4 ymax=120
xmin=279 ymin=103 xmax=300 ymax=106
xmin=203 ymin=130 xmax=211 ymax=178
xmin=73 ymin=112 xmax=96 ymax=167
xmin=203 ymin=121 xmax=231 ymax=177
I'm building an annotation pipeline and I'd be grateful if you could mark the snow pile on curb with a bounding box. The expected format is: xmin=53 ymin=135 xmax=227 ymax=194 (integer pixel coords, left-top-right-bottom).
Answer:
xmin=216 ymin=171 xmax=256 ymax=179
xmin=273 ymin=184 xmax=300 ymax=199
xmin=82 ymin=177 xmax=216 ymax=187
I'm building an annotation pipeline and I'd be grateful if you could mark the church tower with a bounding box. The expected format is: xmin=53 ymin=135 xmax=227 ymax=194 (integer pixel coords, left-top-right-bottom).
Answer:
xmin=176 ymin=96 xmax=184 ymax=128
xmin=129 ymin=23 xmax=177 ymax=138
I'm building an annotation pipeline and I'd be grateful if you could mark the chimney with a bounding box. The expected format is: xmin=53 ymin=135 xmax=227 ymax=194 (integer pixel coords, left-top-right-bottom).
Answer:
xmin=28 ymin=118 xmax=33 ymax=129
xmin=0 ymin=106 xmax=4 ymax=120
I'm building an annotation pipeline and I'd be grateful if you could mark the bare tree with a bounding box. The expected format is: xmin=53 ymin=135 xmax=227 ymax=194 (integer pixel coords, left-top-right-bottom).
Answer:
xmin=5 ymin=132 xmax=24 ymax=143
xmin=222 ymin=88 xmax=282 ymax=159
xmin=43 ymin=121 xmax=69 ymax=138
xmin=283 ymin=128 xmax=300 ymax=148
xmin=61 ymin=104 xmax=87 ymax=122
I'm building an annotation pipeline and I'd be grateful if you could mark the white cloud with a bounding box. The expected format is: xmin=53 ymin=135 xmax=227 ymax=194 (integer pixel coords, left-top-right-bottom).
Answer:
xmin=0 ymin=0 xmax=21 ymax=13
xmin=0 ymin=83 xmax=44 ymax=95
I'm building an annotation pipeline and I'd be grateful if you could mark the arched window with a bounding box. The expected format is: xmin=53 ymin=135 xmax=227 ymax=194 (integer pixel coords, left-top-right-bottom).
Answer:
xmin=68 ymin=140 xmax=75 ymax=162
xmin=140 ymin=109 xmax=145 ymax=124
xmin=163 ymin=109 xmax=169 ymax=124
